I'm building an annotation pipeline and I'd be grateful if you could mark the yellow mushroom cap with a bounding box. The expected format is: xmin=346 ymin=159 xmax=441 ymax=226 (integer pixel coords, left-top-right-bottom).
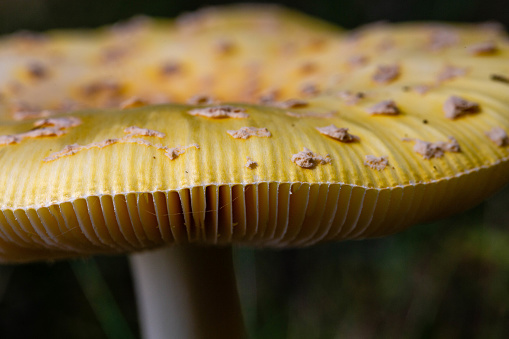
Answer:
xmin=0 ymin=6 xmax=508 ymax=262
xmin=0 ymin=5 xmax=342 ymax=121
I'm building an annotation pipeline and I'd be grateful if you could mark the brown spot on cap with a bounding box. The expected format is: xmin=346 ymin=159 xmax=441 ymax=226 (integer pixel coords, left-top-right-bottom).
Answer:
xmin=486 ymin=127 xmax=509 ymax=146
xmin=34 ymin=117 xmax=81 ymax=129
xmin=373 ymin=64 xmax=400 ymax=84
xmin=26 ymin=62 xmax=48 ymax=80
xmin=291 ymin=147 xmax=331 ymax=169
xmin=443 ymin=96 xmax=480 ymax=119
xmin=404 ymin=136 xmax=460 ymax=159
xmin=364 ymin=155 xmax=389 ymax=170
xmin=276 ymin=99 xmax=308 ymax=109
xmin=44 ymin=136 xmax=198 ymax=162
xmin=300 ymin=83 xmax=320 ymax=96
xmin=44 ymin=140 xmax=116 ymax=162
xmin=119 ymin=97 xmax=148 ymax=109
xmin=490 ymin=74 xmax=509 ymax=84
xmin=316 ymin=124 xmax=359 ymax=143
xmin=82 ymin=80 xmax=123 ymax=98
xmin=258 ymin=90 xmax=279 ymax=104
xmin=215 ymin=39 xmax=235 ymax=54
xmin=164 ymin=144 xmax=200 ymax=160
xmin=188 ymin=105 xmax=248 ymax=119
xmin=299 ymin=61 xmax=318 ymax=74
xmin=187 ymin=94 xmax=218 ymax=105
xmin=366 ymin=100 xmax=400 ymax=115
xmin=348 ymin=55 xmax=369 ymax=67
xmin=159 ymin=61 xmax=182 ymax=76
xmin=44 ymin=143 xmax=82 ymax=160
xmin=124 ymin=126 xmax=166 ymax=138
xmin=245 ymin=157 xmax=257 ymax=169
xmin=0 ymin=135 xmax=20 ymax=145
xmin=412 ymin=84 xmax=433 ymax=95
xmin=0 ymin=116 xmax=82 ymax=146
xmin=429 ymin=29 xmax=459 ymax=51
xmin=437 ymin=65 xmax=468 ymax=82
xmin=336 ymin=91 xmax=365 ymax=105
xmin=467 ymin=41 xmax=497 ymax=55
xmin=227 ymin=127 xmax=271 ymax=139
xmin=307 ymin=37 xmax=327 ymax=50
xmin=100 ymin=46 xmax=131 ymax=63
xmin=99 ymin=138 xmax=119 ymax=147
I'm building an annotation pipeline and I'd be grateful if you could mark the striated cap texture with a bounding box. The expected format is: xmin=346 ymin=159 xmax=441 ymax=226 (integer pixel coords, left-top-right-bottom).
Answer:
xmin=0 ymin=6 xmax=508 ymax=262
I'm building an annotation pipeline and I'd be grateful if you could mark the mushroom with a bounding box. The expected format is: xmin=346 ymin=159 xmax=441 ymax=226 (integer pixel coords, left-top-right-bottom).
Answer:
xmin=0 ymin=4 xmax=509 ymax=339
xmin=0 ymin=4 xmax=344 ymax=121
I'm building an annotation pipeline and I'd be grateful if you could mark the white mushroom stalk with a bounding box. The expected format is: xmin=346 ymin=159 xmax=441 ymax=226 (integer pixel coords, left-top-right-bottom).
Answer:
xmin=130 ymin=246 xmax=245 ymax=339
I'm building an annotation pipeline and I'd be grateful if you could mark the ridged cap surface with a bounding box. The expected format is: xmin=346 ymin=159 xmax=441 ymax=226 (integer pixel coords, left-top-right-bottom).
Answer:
xmin=0 ymin=6 xmax=508 ymax=262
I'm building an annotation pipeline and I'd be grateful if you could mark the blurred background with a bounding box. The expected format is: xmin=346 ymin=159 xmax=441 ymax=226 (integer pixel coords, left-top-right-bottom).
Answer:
xmin=0 ymin=0 xmax=509 ymax=33
xmin=1 ymin=0 xmax=509 ymax=338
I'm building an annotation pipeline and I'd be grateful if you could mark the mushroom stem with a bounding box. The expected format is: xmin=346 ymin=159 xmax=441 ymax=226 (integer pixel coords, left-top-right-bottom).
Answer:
xmin=130 ymin=245 xmax=246 ymax=339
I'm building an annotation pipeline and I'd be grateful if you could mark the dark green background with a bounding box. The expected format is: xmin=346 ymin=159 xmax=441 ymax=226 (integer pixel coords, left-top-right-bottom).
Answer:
xmin=1 ymin=1 xmax=509 ymax=338
xmin=0 ymin=0 xmax=508 ymax=33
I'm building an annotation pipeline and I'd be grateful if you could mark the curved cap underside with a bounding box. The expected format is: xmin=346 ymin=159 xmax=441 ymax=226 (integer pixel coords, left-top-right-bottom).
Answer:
xmin=0 ymin=6 xmax=508 ymax=261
